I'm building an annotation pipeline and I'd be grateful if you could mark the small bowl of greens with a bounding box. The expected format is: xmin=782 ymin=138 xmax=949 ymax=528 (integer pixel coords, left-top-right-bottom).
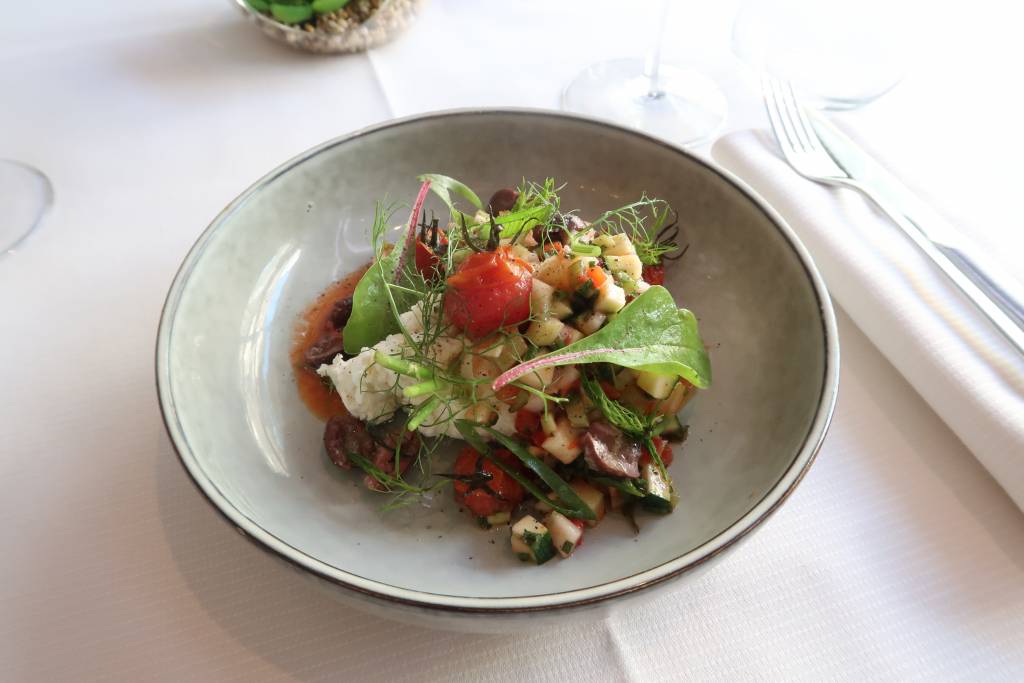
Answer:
xmin=157 ymin=109 xmax=839 ymax=632
xmin=235 ymin=0 xmax=424 ymax=54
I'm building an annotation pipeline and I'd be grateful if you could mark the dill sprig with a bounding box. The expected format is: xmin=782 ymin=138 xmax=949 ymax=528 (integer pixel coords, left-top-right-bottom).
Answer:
xmin=589 ymin=194 xmax=680 ymax=265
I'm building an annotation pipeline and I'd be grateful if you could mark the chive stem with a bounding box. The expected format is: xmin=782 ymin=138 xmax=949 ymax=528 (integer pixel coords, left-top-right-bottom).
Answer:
xmin=403 ymin=379 xmax=440 ymax=398
xmin=407 ymin=396 xmax=441 ymax=431
xmin=374 ymin=351 xmax=432 ymax=379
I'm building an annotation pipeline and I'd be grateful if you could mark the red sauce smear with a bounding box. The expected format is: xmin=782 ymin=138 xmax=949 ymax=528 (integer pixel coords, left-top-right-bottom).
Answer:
xmin=291 ymin=263 xmax=371 ymax=420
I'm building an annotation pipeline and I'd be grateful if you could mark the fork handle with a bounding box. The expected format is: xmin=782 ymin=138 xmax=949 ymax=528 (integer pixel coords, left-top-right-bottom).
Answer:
xmin=859 ymin=186 xmax=1024 ymax=356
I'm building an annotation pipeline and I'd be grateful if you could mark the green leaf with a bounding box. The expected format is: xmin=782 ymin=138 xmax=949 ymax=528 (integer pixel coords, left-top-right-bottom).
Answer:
xmin=417 ymin=173 xmax=483 ymax=213
xmin=493 ymin=286 xmax=711 ymax=390
xmin=589 ymin=476 xmax=646 ymax=498
xmin=270 ymin=3 xmax=313 ymax=23
xmin=454 ymin=421 xmax=596 ymax=520
xmin=245 ymin=0 xmax=271 ymax=12
xmin=312 ymin=0 xmax=350 ymax=12
xmin=342 ymin=203 xmax=411 ymax=355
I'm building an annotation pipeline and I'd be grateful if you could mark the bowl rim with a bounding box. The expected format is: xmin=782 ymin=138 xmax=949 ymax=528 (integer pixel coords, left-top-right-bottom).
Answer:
xmin=156 ymin=107 xmax=840 ymax=613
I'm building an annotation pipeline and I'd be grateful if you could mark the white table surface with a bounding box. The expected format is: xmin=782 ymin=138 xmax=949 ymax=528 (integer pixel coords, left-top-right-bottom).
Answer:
xmin=3 ymin=1 xmax=1024 ymax=680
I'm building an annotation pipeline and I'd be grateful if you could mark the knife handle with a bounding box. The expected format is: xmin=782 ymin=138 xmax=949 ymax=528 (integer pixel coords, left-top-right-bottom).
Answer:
xmin=860 ymin=186 xmax=1024 ymax=356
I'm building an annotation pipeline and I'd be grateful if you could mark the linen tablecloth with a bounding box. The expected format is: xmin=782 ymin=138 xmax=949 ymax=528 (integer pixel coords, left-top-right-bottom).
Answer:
xmin=3 ymin=1 xmax=1023 ymax=680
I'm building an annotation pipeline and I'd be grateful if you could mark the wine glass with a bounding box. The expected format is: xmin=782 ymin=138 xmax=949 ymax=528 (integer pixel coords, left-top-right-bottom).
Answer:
xmin=1 ymin=160 xmax=53 ymax=257
xmin=561 ymin=0 xmax=727 ymax=147
xmin=732 ymin=0 xmax=908 ymax=110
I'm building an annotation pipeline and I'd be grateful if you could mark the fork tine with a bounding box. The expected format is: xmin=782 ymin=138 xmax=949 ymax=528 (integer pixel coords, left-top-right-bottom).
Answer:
xmin=761 ymin=75 xmax=800 ymax=159
xmin=780 ymin=80 xmax=819 ymax=152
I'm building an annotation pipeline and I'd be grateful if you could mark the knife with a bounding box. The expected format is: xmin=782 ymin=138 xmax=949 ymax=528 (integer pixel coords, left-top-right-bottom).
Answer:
xmin=810 ymin=111 xmax=1024 ymax=339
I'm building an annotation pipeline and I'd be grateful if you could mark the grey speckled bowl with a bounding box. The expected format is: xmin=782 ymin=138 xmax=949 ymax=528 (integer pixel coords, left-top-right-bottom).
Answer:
xmin=157 ymin=109 xmax=838 ymax=632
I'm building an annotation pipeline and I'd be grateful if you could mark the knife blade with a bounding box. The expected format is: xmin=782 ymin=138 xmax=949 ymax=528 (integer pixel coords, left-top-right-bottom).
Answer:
xmin=809 ymin=111 xmax=1024 ymax=333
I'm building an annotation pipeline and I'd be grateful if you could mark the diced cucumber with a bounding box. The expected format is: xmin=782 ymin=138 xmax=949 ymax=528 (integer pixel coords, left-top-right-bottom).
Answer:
xmin=534 ymin=253 xmax=571 ymax=290
xmin=541 ymin=419 xmax=582 ymax=464
xmin=602 ymin=233 xmax=635 ymax=257
xmin=637 ymin=370 xmax=676 ymax=400
xmin=570 ymin=480 xmax=606 ymax=526
xmin=567 ymin=395 xmax=590 ymax=428
xmin=640 ymin=462 xmax=674 ymax=514
xmin=517 ymin=364 xmax=555 ymax=391
xmin=525 ymin=318 xmax=564 ymax=346
xmin=540 ymin=411 xmax=558 ymax=436
xmin=605 ymin=254 xmax=643 ymax=282
xmin=652 ymin=413 xmax=683 ymax=438
xmin=550 ymin=366 xmax=581 ymax=394
xmin=530 ymin=278 xmax=555 ymax=319
xmin=558 ymin=325 xmax=584 ymax=347
xmin=549 ymin=299 xmax=574 ymax=320
xmin=544 ymin=511 xmax=583 ymax=558
xmin=486 ymin=511 xmax=511 ymax=526
xmin=511 ymin=515 xmax=556 ymax=565
xmin=575 ymin=310 xmax=607 ymax=335
xmin=595 ymin=281 xmax=626 ymax=313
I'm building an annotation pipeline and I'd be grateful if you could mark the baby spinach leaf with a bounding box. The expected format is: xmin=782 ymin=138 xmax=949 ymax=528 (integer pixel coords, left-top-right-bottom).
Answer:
xmin=493 ymin=285 xmax=711 ymax=391
xmin=418 ymin=173 xmax=483 ymax=213
xmin=342 ymin=181 xmax=432 ymax=355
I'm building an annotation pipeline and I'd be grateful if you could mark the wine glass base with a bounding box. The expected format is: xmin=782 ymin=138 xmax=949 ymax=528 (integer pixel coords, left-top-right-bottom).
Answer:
xmin=562 ymin=58 xmax=727 ymax=147
xmin=0 ymin=160 xmax=53 ymax=256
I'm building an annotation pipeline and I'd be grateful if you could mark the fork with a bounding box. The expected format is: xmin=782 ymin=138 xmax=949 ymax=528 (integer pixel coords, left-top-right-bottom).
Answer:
xmin=762 ymin=75 xmax=1024 ymax=357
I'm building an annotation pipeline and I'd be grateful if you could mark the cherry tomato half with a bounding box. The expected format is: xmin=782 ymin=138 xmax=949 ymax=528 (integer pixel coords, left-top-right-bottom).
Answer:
xmin=444 ymin=247 xmax=532 ymax=339
xmin=642 ymin=262 xmax=665 ymax=286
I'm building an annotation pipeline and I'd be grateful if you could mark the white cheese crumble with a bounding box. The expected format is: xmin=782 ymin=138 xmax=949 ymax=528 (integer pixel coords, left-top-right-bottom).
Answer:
xmin=317 ymin=305 xmax=518 ymax=439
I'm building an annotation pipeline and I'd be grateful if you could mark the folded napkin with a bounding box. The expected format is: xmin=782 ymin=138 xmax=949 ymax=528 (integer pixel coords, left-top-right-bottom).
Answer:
xmin=713 ymin=129 xmax=1024 ymax=511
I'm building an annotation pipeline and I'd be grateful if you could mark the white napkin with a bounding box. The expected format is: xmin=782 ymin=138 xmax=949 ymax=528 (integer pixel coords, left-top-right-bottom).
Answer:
xmin=712 ymin=129 xmax=1024 ymax=510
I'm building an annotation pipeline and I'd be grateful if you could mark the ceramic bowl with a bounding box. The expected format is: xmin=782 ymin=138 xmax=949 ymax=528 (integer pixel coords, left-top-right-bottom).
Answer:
xmin=157 ymin=109 xmax=839 ymax=631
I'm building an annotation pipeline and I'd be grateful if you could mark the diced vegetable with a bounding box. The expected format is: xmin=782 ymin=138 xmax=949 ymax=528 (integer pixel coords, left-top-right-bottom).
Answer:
xmin=566 ymin=395 xmax=590 ymax=428
xmin=652 ymin=413 xmax=684 ymax=438
xmin=605 ymin=254 xmax=644 ymax=282
xmin=568 ymin=256 xmax=599 ymax=285
xmin=534 ymin=253 xmax=572 ymax=290
xmin=640 ymin=462 xmax=674 ymax=514
xmin=570 ymin=481 xmax=606 ymax=526
xmin=602 ymin=233 xmax=635 ymax=257
xmin=530 ymin=278 xmax=555 ymax=319
xmin=486 ymin=511 xmax=511 ymax=526
xmin=549 ymin=299 xmax=574 ymax=320
xmin=541 ymin=418 xmax=582 ymax=464
xmin=595 ymin=280 xmax=626 ymax=313
xmin=637 ymin=370 xmax=677 ymax=400
xmin=575 ymin=310 xmax=607 ymax=336
xmin=545 ymin=511 xmax=584 ymax=558
xmin=516 ymin=364 xmax=555 ymax=390
xmin=558 ymin=325 xmax=584 ymax=347
xmin=549 ymin=366 xmax=580 ymax=394
xmin=659 ymin=380 xmax=695 ymax=415
xmin=540 ymin=411 xmax=558 ymax=436
xmin=511 ymin=515 xmax=556 ymax=564
xmin=525 ymin=318 xmax=565 ymax=346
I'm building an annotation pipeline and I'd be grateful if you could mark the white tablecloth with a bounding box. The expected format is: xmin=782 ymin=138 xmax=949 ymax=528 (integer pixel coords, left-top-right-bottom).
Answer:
xmin=3 ymin=1 xmax=1023 ymax=680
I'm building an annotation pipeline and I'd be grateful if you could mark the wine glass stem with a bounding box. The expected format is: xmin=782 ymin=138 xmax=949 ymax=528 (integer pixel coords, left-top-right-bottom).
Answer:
xmin=644 ymin=0 xmax=673 ymax=99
